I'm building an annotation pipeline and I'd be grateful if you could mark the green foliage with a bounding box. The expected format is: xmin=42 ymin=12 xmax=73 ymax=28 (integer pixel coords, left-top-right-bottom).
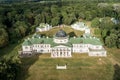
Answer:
xmin=8 ymin=21 xmax=28 ymax=43
xmin=117 ymin=38 xmax=120 ymax=48
xmin=0 ymin=57 xmax=21 ymax=80
xmin=51 ymin=17 xmax=59 ymax=26
xmin=14 ymin=21 xmax=28 ymax=37
xmin=101 ymin=29 xmax=108 ymax=37
xmin=100 ymin=17 xmax=115 ymax=30
xmin=94 ymin=28 xmax=101 ymax=36
xmin=0 ymin=1 xmax=120 ymax=48
xmin=0 ymin=27 xmax=8 ymax=48
xmin=85 ymin=11 xmax=93 ymax=20
xmin=105 ymin=34 xmax=118 ymax=48
xmin=91 ymin=18 xmax=100 ymax=27
xmin=98 ymin=17 xmax=120 ymax=48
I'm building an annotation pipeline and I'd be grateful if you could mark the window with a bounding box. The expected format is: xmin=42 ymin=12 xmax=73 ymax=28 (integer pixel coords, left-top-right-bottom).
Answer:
xmin=25 ymin=47 xmax=28 ymax=49
xmin=96 ymin=46 xmax=99 ymax=48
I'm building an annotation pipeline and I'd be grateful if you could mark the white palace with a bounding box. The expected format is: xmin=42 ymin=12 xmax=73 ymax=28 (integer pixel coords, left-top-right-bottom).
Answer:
xmin=36 ymin=23 xmax=52 ymax=32
xmin=19 ymin=22 xmax=107 ymax=58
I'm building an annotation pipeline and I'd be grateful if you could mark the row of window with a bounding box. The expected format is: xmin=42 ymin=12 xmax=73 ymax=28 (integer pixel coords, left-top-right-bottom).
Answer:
xmin=52 ymin=49 xmax=71 ymax=51
xmin=52 ymin=53 xmax=71 ymax=56
xmin=34 ymin=45 xmax=50 ymax=48
xmin=73 ymin=50 xmax=88 ymax=52
xmin=24 ymin=45 xmax=50 ymax=49
xmin=73 ymin=45 xmax=101 ymax=49
xmin=73 ymin=44 xmax=88 ymax=47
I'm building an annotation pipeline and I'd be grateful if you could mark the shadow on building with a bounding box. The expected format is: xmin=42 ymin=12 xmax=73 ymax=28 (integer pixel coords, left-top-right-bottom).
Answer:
xmin=113 ymin=64 xmax=120 ymax=80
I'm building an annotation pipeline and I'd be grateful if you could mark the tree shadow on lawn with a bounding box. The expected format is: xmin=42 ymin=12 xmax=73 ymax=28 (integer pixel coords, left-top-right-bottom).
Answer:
xmin=17 ymin=54 xmax=42 ymax=80
xmin=0 ymin=42 xmax=21 ymax=58
xmin=68 ymin=32 xmax=76 ymax=37
xmin=113 ymin=64 xmax=120 ymax=80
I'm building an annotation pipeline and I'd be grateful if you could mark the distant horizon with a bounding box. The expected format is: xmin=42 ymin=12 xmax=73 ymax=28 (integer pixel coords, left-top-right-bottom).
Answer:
xmin=0 ymin=0 xmax=120 ymax=4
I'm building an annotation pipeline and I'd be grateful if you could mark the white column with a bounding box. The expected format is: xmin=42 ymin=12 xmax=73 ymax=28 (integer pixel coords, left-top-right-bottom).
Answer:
xmin=68 ymin=52 xmax=71 ymax=57
xmin=51 ymin=52 xmax=53 ymax=57
xmin=58 ymin=52 xmax=60 ymax=57
xmin=65 ymin=52 xmax=67 ymax=57
xmin=62 ymin=52 xmax=64 ymax=57
xmin=54 ymin=51 xmax=55 ymax=57
xmin=57 ymin=52 xmax=58 ymax=57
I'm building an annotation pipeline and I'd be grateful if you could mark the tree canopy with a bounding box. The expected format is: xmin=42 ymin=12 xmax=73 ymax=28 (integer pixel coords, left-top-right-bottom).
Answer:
xmin=0 ymin=1 xmax=120 ymax=48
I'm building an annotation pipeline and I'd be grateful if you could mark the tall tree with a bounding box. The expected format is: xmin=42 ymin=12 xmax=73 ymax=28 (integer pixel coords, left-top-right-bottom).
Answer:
xmin=105 ymin=34 xmax=118 ymax=47
xmin=0 ymin=27 xmax=8 ymax=48
xmin=0 ymin=57 xmax=21 ymax=80
xmin=91 ymin=18 xmax=100 ymax=27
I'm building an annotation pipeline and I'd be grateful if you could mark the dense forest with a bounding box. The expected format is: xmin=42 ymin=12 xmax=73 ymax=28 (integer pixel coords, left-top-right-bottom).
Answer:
xmin=0 ymin=1 xmax=120 ymax=80
xmin=0 ymin=1 xmax=120 ymax=48
xmin=0 ymin=0 xmax=120 ymax=3
xmin=0 ymin=57 xmax=21 ymax=80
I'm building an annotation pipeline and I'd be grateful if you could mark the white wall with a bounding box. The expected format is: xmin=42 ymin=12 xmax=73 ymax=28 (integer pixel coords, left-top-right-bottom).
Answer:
xmin=36 ymin=25 xmax=52 ymax=32
xmin=89 ymin=51 xmax=106 ymax=56
xmin=89 ymin=45 xmax=103 ymax=50
xmin=54 ymin=38 xmax=68 ymax=44
xmin=22 ymin=46 xmax=32 ymax=52
xmin=72 ymin=44 xmax=89 ymax=53
xmin=32 ymin=44 xmax=51 ymax=53
xmin=51 ymin=46 xmax=71 ymax=58
xmin=85 ymin=28 xmax=90 ymax=34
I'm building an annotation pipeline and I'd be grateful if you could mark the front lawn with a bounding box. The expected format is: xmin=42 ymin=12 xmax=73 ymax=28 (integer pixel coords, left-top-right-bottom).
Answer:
xmin=19 ymin=54 xmax=114 ymax=80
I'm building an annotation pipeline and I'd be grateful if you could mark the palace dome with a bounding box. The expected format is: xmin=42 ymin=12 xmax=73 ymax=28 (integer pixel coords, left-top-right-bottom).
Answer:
xmin=55 ymin=29 xmax=67 ymax=37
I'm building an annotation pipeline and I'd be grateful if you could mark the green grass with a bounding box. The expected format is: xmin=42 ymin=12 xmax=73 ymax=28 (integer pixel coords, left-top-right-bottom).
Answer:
xmin=0 ymin=42 xmax=22 ymax=59
xmin=0 ymin=33 xmax=34 ymax=59
xmin=38 ymin=26 xmax=84 ymax=37
xmin=106 ymin=47 xmax=120 ymax=63
xmin=18 ymin=54 xmax=114 ymax=80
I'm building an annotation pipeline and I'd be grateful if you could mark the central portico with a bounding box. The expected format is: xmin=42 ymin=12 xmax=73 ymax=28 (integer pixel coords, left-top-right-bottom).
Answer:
xmin=51 ymin=45 xmax=72 ymax=58
xmin=51 ymin=29 xmax=72 ymax=58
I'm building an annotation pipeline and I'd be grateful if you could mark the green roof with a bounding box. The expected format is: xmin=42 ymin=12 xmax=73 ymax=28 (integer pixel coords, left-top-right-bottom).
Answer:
xmin=69 ymin=37 xmax=103 ymax=45
xmin=30 ymin=38 xmax=53 ymax=44
xmin=42 ymin=38 xmax=53 ymax=44
xmin=83 ymin=33 xmax=91 ymax=38
xmin=22 ymin=40 xmax=32 ymax=46
xmin=51 ymin=42 xmax=72 ymax=47
xmin=83 ymin=38 xmax=103 ymax=45
xmin=22 ymin=35 xmax=103 ymax=46
xmin=30 ymin=38 xmax=43 ymax=44
xmin=69 ymin=37 xmax=83 ymax=44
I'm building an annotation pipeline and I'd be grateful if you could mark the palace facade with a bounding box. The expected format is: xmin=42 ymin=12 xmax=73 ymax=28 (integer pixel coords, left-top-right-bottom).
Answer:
xmin=19 ymin=29 xmax=106 ymax=58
